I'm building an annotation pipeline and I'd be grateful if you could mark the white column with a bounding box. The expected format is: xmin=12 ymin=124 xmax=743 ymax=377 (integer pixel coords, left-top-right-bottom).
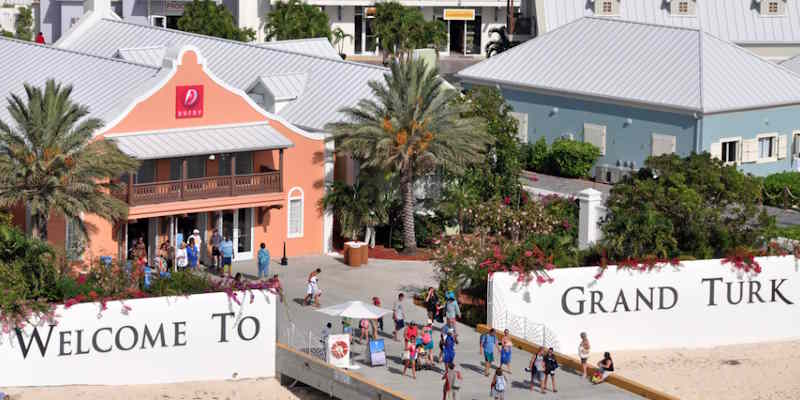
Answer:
xmin=323 ymin=139 xmax=335 ymax=255
xmin=578 ymin=188 xmax=604 ymax=250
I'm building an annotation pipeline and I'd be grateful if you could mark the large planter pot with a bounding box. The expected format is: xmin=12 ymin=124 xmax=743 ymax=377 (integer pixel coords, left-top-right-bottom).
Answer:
xmin=344 ymin=241 xmax=366 ymax=267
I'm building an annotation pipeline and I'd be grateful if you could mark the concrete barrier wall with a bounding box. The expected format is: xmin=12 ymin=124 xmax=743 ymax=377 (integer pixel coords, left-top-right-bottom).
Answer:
xmin=0 ymin=291 xmax=276 ymax=386
xmin=276 ymin=343 xmax=412 ymax=400
xmin=489 ymin=256 xmax=800 ymax=350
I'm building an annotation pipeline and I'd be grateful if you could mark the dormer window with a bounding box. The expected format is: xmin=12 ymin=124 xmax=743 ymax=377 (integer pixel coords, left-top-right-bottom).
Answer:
xmin=760 ymin=0 xmax=786 ymax=16
xmin=594 ymin=0 xmax=620 ymax=16
xmin=669 ymin=0 xmax=696 ymax=16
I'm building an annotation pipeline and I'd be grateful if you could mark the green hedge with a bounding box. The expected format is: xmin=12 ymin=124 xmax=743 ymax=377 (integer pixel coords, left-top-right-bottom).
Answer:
xmin=762 ymin=172 xmax=800 ymax=207
xmin=523 ymin=138 xmax=601 ymax=178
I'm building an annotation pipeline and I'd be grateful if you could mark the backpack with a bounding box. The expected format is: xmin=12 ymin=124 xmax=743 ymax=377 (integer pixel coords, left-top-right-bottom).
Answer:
xmin=494 ymin=376 xmax=505 ymax=392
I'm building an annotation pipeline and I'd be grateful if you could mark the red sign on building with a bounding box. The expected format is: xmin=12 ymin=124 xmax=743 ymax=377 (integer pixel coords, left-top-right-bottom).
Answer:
xmin=175 ymin=85 xmax=204 ymax=118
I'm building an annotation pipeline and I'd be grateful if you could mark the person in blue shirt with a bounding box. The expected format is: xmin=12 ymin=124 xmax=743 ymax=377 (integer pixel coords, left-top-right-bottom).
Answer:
xmin=257 ymin=242 xmax=270 ymax=279
xmin=220 ymin=235 xmax=234 ymax=276
xmin=186 ymin=237 xmax=199 ymax=270
xmin=480 ymin=328 xmax=498 ymax=376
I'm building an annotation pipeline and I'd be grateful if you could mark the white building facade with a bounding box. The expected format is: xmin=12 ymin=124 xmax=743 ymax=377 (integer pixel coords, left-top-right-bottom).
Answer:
xmin=316 ymin=0 xmax=531 ymax=56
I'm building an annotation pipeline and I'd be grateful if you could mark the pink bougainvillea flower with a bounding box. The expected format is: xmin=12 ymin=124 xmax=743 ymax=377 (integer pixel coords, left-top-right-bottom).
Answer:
xmin=504 ymin=196 xmax=511 ymax=205
xmin=524 ymin=250 xmax=533 ymax=257
xmin=89 ymin=291 xmax=98 ymax=300
xmin=77 ymin=274 xmax=87 ymax=285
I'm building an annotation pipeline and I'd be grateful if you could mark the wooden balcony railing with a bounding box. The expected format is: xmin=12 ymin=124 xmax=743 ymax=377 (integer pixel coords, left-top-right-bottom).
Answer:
xmin=115 ymin=171 xmax=282 ymax=206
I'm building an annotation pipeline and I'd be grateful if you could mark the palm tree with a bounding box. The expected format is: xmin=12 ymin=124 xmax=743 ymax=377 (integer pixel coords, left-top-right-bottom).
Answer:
xmin=326 ymin=59 xmax=490 ymax=253
xmin=331 ymin=27 xmax=353 ymax=59
xmin=0 ymin=80 xmax=139 ymax=241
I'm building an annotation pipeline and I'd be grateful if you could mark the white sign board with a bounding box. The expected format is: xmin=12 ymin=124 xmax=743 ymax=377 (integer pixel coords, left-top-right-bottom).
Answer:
xmin=0 ymin=291 xmax=276 ymax=386
xmin=326 ymin=334 xmax=351 ymax=368
xmin=489 ymin=256 xmax=800 ymax=351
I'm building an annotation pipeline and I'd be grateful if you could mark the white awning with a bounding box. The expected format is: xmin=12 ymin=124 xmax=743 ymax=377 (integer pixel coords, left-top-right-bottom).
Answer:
xmin=109 ymin=122 xmax=294 ymax=160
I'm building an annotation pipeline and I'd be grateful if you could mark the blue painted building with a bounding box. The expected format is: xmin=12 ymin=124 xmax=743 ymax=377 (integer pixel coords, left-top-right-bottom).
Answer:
xmin=457 ymin=17 xmax=800 ymax=179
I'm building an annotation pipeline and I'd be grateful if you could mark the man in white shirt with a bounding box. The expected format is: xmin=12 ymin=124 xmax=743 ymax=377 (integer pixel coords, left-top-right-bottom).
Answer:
xmin=393 ymin=293 xmax=405 ymax=341
xmin=190 ymin=228 xmax=202 ymax=264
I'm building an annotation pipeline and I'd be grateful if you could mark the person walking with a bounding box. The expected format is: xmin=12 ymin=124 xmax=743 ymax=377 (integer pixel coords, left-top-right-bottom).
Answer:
xmin=186 ymin=237 xmax=199 ymax=270
xmin=444 ymin=294 xmax=461 ymax=339
xmin=190 ymin=228 xmax=202 ymax=263
xmin=35 ymin=32 xmax=45 ymax=44
xmin=490 ymin=368 xmax=507 ymax=400
xmin=372 ymin=296 xmax=383 ymax=334
xmin=175 ymin=242 xmax=188 ymax=271
xmin=220 ymin=235 xmax=234 ymax=276
xmin=422 ymin=320 xmax=435 ymax=365
xmin=304 ymin=269 xmax=321 ymax=306
xmin=442 ymin=328 xmax=456 ymax=365
xmin=392 ymin=293 xmax=406 ymax=341
xmin=402 ymin=335 xmax=417 ymax=379
xmin=529 ymin=348 xmax=545 ymax=392
xmin=257 ymin=242 xmax=270 ymax=279
xmin=543 ymin=347 xmax=559 ymax=393
xmin=210 ymin=228 xmax=222 ymax=270
xmin=579 ymin=332 xmax=591 ymax=379
xmin=424 ymin=287 xmax=439 ymax=322
xmin=480 ymin=328 xmax=498 ymax=376
xmin=442 ymin=362 xmax=461 ymax=400
xmin=499 ymin=329 xmax=513 ymax=373
xmin=594 ymin=352 xmax=615 ymax=384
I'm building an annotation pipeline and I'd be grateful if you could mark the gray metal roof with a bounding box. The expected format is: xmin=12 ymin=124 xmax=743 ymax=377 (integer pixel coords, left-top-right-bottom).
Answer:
xmin=109 ymin=122 xmax=293 ymax=160
xmin=115 ymin=46 xmax=166 ymax=66
xmin=56 ymin=18 xmax=388 ymax=131
xmin=257 ymin=37 xmax=341 ymax=60
xmin=0 ymin=37 xmax=159 ymax=126
xmin=537 ymin=0 xmax=800 ymax=44
xmin=257 ymin=72 xmax=308 ymax=101
xmin=781 ymin=53 xmax=800 ymax=74
xmin=456 ymin=18 xmax=800 ymax=114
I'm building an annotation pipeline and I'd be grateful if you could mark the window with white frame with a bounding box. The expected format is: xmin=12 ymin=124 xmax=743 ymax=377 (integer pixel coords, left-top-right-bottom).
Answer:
xmin=715 ymin=138 xmax=740 ymax=164
xmin=761 ymin=0 xmax=785 ymax=16
xmin=65 ymin=217 xmax=85 ymax=261
xmin=670 ymin=0 xmax=695 ymax=16
xmin=758 ymin=134 xmax=777 ymax=160
xmin=287 ymin=187 xmax=304 ymax=238
xmin=595 ymin=0 xmax=619 ymax=16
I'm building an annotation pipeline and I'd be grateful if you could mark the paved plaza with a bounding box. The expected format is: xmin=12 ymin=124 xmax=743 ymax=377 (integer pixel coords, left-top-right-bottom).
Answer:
xmin=230 ymin=255 xmax=641 ymax=400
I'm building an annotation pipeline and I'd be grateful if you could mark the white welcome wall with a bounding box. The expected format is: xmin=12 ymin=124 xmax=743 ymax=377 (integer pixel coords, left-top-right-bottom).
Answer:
xmin=0 ymin=291 xmax=276 ymax=386
xmin=489 ymin=256 xmax=800 ymax=352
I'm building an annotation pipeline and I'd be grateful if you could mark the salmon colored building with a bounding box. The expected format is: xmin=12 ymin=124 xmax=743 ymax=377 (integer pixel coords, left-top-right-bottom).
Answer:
xmin=41 ymin=46 xmax=330 ymax=264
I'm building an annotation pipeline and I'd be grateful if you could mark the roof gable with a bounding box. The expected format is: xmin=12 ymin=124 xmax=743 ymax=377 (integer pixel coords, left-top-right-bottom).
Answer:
xmin=257 ymin=38 xmax=340 ymax=60
xmin=457 ymin=18 xmax=800 ymax=114
xmin=101 ymin=47 xmax=270 ymax=136
xmin=56 ymin=18 xmax=387 ymax=131
xmin=781 ymin=53 xmax=800 ymax=74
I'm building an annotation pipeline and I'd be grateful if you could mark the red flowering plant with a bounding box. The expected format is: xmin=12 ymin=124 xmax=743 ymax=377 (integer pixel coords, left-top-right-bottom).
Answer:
xmin=591 ymin=249 xmax=682 ymax=280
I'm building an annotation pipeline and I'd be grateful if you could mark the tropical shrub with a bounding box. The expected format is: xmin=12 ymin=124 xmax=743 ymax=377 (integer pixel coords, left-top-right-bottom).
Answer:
xmin=601 ymin=153 xmax=774 ymax=260
xmin=547 ymin=139 xmax=602 ymax=178
xmin=523 ymin=137 xmax=549 ymax=173
xmin=265 ymin=0 xmax=331 ymax=41
xmin=762 ymin=171 xmax=800 ymax=208
xmin=178 ymin=0 xmax=256 ymax=41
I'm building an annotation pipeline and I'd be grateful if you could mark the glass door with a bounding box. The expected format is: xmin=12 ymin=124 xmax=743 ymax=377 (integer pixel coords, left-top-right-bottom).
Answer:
xmin=220 ymin=209 xmax=253 ymax=260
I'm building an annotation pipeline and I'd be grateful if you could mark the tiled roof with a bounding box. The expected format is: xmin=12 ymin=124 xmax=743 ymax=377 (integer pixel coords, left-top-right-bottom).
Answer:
xmin=109 ymin=122 xmax=293 ymax=159
xmin=537 ymin=0 xmax=800 ymax=45
xmin=457 ymin=18 xmax=800 ymax=114
xmin=57 ymin=18 xmax=388 ymax=131
xmin=0 ymin=37 xmax=158 ymax=126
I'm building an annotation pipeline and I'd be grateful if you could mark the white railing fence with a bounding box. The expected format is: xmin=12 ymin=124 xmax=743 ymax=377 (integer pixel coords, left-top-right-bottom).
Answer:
xmin=493 ymin=309 xmax=561 ymax=351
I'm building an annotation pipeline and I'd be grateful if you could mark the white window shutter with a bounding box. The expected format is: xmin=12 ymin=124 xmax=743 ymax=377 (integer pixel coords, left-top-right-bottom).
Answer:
xmin=288 ymin=198 xmax=303 ymax=236
xmin=710 ymin=142 xmax=722 ymax=160
xmin=651 ymin=133 xmax=677 ymax=156
xmin=583 ymin=123 xmax=607 ymax=155
xmin=742 ymin=139 xmax=759 ymax=163
xmin=510 ymin=112 xmax=528 ymax=144
xmin=778 ymin=135 xmax=788 ymax=159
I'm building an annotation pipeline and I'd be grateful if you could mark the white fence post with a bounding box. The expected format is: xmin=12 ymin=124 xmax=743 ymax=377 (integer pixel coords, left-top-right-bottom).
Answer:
xmin=578 ymin=188 xmax=605 ymax=249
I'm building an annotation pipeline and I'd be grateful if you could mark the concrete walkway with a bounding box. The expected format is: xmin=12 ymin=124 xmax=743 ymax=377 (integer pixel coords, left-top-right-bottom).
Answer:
xmin=230 ymin=256 xmax=641 ymax=400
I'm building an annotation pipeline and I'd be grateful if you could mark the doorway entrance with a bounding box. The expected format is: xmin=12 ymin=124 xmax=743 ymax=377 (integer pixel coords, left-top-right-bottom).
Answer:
xmin=449 ymin=20 xmax=465 ymax=55
xmin=220 ymin=209 xmax=254 ymax=260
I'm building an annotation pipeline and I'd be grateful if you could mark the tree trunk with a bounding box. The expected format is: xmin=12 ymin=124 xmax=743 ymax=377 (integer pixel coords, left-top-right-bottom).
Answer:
xmin=31 ymin=213 xmax=48 ymax=241
xmin=401 ymin=169 xmax=417 ymax=254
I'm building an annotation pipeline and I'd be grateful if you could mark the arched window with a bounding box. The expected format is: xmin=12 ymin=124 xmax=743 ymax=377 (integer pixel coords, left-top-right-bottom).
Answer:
xmin=287 ymin=187 xmax=304 ymax=238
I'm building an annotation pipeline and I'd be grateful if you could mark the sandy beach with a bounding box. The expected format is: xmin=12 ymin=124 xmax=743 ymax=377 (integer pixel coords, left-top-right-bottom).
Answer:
xmin=593 ymin=340 xmax=800 ymax=400
xmin=1 ymin=378 xmax=314 ymax=400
